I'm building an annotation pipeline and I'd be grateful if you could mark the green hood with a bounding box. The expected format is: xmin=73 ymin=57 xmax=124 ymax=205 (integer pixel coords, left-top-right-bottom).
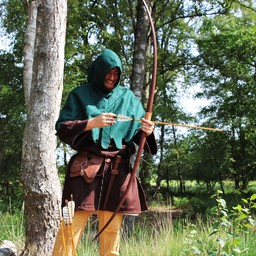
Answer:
xmin=88 ymin=49 xmax=122 ymax=93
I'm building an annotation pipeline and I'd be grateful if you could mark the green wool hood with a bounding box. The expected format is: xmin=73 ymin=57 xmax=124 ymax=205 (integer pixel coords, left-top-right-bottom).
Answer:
xmin=88 ymin=49 xmax=122 ymax=93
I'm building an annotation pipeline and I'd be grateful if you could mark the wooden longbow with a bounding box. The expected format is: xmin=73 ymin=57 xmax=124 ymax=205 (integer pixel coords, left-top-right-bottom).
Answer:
xmin=93 ymin=0 xmax=157 ymax=240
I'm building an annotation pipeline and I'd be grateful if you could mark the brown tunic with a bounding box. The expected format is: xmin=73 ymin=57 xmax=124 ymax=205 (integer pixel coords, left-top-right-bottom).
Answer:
xmin=58 ymin=120 xmax=157 ymax=214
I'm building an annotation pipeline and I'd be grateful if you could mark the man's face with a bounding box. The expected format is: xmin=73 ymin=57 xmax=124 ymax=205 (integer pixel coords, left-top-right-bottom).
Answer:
xmin=104 ymin=67 xmax=119 ymax=91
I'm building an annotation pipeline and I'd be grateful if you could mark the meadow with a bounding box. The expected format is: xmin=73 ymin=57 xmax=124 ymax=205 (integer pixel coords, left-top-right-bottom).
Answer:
xmin=77 ymin=189 xmax=256 ymax=255
xmin=1 ymin=182 xmax=256 ymax=255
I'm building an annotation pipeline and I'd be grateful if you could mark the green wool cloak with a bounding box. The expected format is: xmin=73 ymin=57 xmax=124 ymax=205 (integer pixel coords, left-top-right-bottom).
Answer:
xmin=56 ymin=49 xmax=145 ymax=149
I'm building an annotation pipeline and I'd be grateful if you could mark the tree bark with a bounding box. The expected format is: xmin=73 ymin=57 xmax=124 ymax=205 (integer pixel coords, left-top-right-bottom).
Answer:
xmin=130 ymin=0 xmax=150 ymax=101
xmin=171 ymin=126 xmax=185 ymax=194
xmin=126 ymin=0 xmax=152 ymax=237
xmin=21 ymin=0 xmax=67 ymax=255
xmin=23 ymin=0 xmax=37 ymax=107
xmin=153 ymin=124 xmax=165 ymax=197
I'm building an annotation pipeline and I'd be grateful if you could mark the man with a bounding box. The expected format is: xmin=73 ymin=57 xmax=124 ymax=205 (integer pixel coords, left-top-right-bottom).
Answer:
xmin=53 ymin=49 xmax=157 ymax=255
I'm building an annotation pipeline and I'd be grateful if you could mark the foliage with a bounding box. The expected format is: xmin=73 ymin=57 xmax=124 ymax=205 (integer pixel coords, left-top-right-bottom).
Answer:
xmin=77 ymin=190 xmax=256 ymax=255
xmin=1 ymin=0 xmax=256 ymax=209
xmin=191 ymin=7 xmax=256 ymax=189
xmin=0 ymin=1 xmax=26 ymax=211
xmin=182 ymin=190 xmax=256 ymax=255
xmin=187 ymin=131 xmax=230 ymax=192
xmin=0 ymin=51 xmax=24 ymax=211
xmin=63 ymin=0 xmax=135 ymax=101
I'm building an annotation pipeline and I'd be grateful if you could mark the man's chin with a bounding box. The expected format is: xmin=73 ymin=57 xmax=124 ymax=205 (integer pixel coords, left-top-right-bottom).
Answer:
xmin=104 ymin=85 xmax=115 ymax=91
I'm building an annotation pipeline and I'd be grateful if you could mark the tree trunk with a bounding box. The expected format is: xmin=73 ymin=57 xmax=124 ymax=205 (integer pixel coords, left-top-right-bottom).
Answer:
xmin=130 ymin=0 xmax=150 ymax=101
xmin=131 ymin=0 xmax=155 ymax=187
xmin=172 ymin=126 xmax=185 ymax=194
xmin=127 ymin=0 xmax=152 ymax=236
xmin=153 ymin=125 xmax=165 ymax=197
xmin=21 ymin=0 xmax=67 ymax=255
xmin=23 ymin=0 xmax=37 ymax=107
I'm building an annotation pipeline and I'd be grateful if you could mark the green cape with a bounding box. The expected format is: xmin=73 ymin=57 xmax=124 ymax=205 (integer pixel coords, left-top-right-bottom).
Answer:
xmin=56 ymin=49 xmax=145 ymax=149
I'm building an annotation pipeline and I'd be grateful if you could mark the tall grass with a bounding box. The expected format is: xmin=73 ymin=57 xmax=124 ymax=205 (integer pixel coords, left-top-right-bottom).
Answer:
xmin=77 ymin=214 xmax=256 ymax=255
xmin=121 ymin=222 xmax=177 ymax=256
xmin=0 ymin=202 xmax=25 ymax=252
xmin=77 ymin=191 xmax=256 ymax=255
xmin=1 ymin=192 xmax=256 ymax=255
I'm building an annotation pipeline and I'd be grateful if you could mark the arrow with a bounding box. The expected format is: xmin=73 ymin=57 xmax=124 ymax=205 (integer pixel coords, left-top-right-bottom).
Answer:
xmin=116 ymin=114 xmax=223 ymax=132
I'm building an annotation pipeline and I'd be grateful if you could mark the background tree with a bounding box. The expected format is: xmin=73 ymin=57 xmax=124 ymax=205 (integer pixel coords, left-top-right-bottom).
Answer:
xmin=130 ymin=0 xmax=150 ymax=101
xmin=188 ymin=130 xmax=229 ymax=193
xmin=0 ymin=0 xmax=27 ymax=211
xmin=191 ymin=5 xmax=256 ymax=190
xmin=0 ymin=51 xmax=24 ymax=211
xmin=145 ymin=0 xmax=233 ymax=198
xmin=21 ymin=0 xmax=67 ymax=255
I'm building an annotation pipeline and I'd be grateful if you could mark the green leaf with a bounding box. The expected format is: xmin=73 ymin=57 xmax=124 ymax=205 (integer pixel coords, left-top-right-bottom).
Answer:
xmin=232 ymin=238 xmax=241 ymax=245
xmin=250 ymin=194 xmax=256 ymax=201
xmin=208 ymin=250 xmax=219 ymax=256
xmin=234 ymin=204 xmax=242 ymax=211
xmin=242 ymin=198 xmax=249 ymax=204
xmin=219 ymin=199 xmax=226 ymax=208
xmin=243 ymin=223 xmax=253 ymax=229
xmin=238 ymin=213 xmax=248 ymax=220
xmin=191 ymin=246 xmax=201 ymax=254
xmin=210 ymin=230 xmax=218 ymax=236
xmin=248 ymin=216 xmax=255 ymax=226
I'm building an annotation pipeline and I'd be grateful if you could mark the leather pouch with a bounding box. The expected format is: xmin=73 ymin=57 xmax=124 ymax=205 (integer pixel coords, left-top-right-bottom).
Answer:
xmin=70 ymin=152 xmax=105 ymax=183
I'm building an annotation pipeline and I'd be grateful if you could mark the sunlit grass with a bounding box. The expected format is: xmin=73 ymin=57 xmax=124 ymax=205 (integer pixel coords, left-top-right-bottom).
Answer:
xmin=0 ymin=204 xmax=25 ymax=252
xmin=76 ymin=212 xmax=256 ymax=255
xmin=1 ymin=207 xmax=256 ymax=255
xmin=2 ymin=183 xmax=256 ymax=255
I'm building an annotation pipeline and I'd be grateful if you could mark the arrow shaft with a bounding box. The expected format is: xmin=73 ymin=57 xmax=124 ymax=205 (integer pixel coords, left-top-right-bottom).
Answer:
xmin=117 ymin=115 xmax=223 ymax=132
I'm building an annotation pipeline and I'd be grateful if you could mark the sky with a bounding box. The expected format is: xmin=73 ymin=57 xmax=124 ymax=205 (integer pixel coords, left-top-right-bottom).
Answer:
xmin=179 ymin=86 xmax=211 ymax=115
xmin=0 ymin=31 xmax=13 ymax=51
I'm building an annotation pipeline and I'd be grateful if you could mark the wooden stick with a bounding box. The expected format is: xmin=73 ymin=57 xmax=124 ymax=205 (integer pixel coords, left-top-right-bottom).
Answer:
xmin=57 ymin=200 xmax=68 ymax=256
xmin=67 ymin=199 xmax=76 ymax=256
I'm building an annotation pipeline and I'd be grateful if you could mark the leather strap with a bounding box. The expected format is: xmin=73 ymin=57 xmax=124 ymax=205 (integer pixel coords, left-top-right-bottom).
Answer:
xmin=103 ymin=156 xmax=122 ymax=210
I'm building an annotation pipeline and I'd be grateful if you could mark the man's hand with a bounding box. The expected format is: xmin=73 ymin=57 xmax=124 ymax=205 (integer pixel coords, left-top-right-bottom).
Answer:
xmin=85 ymin=113 xmax=116 ymax=131
xmin=141 ymin=118 xmax=154 ymax=136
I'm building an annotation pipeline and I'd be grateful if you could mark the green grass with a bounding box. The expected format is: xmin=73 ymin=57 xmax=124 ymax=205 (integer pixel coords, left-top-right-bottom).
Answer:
xmin=77 ymin=190 xmax=256 ymax=255
xmin=1 ymin=210 xmax=256 ymax=256
xmin=0 ymin=205 xmax=25 ymax=251
xmin=76 ymin=216 xmax=256 ymax=255
xmin=1 ymin=183 xmax=256 ymax=255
